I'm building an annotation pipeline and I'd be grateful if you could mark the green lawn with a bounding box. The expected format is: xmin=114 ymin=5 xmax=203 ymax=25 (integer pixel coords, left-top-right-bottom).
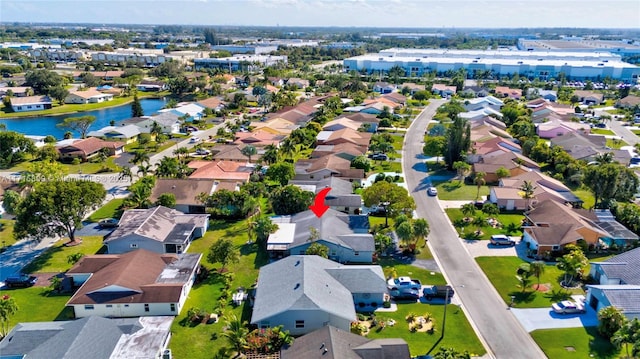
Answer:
xmin=87 ymin=198 xmax=125 ymax=222
xmin=572 ymin=187 xmax=596 ymax=210
xmin=22 ymin=235 xmax=106 ymax=274
xmin=590 ymin=129 xmax=615 ymax=136
xmin=531 ymin=327 xmax=620 ymax=359
xmin=445 ymin=208 xmax=524 ymax=240
xmin=370 ymin=161 xmax=403 ymax=175
xmin=606 ymin=138 xmax=628 ymax=150
xmin=9 ymin=157 xmax=121 ymax=175
xmin=0 ymin=219 xmax=17 ymax=247
xmin=434 ymin=180 xmax=490 ymax=201
xmin=0 ymin=286 xmax=74 ymax=324
xmin=476 ymin=256 xmax=584 ymax=308
xmin=169 ymin=219 xmax=266 ymax=358
xmin=390 ymin=134 xmax=405 ymax=151
xmin=124 ymin=141 xmax=175 ymax=155
xmin=374 ymin=260 xmax=485 ymax=357
xmin=631 ymin=129 xmax=640 ymax=136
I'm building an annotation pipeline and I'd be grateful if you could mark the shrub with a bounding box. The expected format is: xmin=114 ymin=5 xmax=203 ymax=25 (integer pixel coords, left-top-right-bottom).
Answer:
xmin=357 ymin=313 xmax=366 ymax=321
xmin=383 ymin=301 xmax=391 ymax=308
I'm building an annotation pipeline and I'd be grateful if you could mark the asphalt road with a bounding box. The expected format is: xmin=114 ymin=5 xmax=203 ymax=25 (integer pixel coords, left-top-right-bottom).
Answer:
xmin=402 ymin=99 xmax=547 ymax=358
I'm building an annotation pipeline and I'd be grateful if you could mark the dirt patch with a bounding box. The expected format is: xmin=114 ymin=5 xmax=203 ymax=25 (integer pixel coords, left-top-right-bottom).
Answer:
xmin=564 ymin=346 xmax=576 ymax=352
xmin=407 ymin=315 xmax=435 ymax=333
xmin=532 ymin=283 xmax=551 ymax=292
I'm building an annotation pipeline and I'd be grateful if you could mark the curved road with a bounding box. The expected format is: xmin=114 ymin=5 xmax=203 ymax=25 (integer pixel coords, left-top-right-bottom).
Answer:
xmin=402 ymin=99 xmax=547 ymax=358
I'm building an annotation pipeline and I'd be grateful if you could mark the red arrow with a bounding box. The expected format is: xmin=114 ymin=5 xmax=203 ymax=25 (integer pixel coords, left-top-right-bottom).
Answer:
xmin=309 ymin=187 xmax=332 ymax=218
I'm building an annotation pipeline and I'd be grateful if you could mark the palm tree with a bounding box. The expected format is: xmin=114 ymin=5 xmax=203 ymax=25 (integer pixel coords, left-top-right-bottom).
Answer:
xmin=412 ymin=218 xmax=430 ymax=248
xmin=173 ymin=146 xmax=190 ymax=162
xmin=474 ymin=172 xmax=486 ymax=200
xmin=261 ymin=144 xmax=279 ymax=165
xmin=594 ymin=152 xmax=614 ymax=164
xmin=240 ymin=145 xmax=257 ymax=163
xmin=0 ymin=295 xmax=19 ymax=337
xmin=118 ymin=167 xmax=133 ymax=181
xmin=395 ymin=222 xmax=414 ymax=249
xmin=137 ymin=163 xmax=152 ymax=177
xmin=611 ymin=318 xmax=640 ymax=358
xmin=222 ymin=314 xmax=249 ymax=356
xmin=529 ymin=261 xmax=546 ymax=290
xmin=279 ymin=139 xmax=296 ymax=161
xmin=150 ymin=121 xmax=163 ymax=138
xmin=460 ymin=203 xmax=476 ymax=220
xmin=519 ymin=180 xmax=536 ymax=211
xmin=130 ymin=150 xmax=150 ymax=166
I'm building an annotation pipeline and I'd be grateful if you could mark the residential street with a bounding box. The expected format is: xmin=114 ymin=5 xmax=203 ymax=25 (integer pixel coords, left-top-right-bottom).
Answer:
xmin=402 ymin=99 xmax=547 ymax=358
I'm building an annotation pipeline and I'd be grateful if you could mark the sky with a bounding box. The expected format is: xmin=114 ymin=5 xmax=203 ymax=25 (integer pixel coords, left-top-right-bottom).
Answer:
xmin=1 ymin=0 xmax=639 ymax=29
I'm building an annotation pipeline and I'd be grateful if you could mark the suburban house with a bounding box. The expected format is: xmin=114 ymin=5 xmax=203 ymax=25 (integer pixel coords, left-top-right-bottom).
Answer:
xmin=207 ymin=144 xmax=255 ymax=163
xmin=9 ymin=95 xmax=52 ymax=112
xmin=266 ymin=209 xmax=374 ymax=263
xmin=463 ymin=95 xmax=504 ymax=112
xmin=234 ymin=130 xmax=284 ymax=148
xmin=137 ymin=80 xmax=167 ymax=92
xmin=316 ymin=128 xmax=372 ymax=148
xmin=268 ymin=77 xmax=284 ymax=87
xmin=286 ymin=77 xmax=310 ymax=89
xmin=494 ymin=86 xmax=522 ymax=99
xmin=0 ymin=86 xmax=31 ymax=97
xmin=372 ymin=82 xmax=395 ymax=94
xmin=461 ymin=86 xmax=490 ymax=98
xmin=66 ymin=249 xmax=202 ymax=318
xmin=585 ymin=285 xmax=640 ymax=321
xmin=310 ymin=142 xmax=367 ymax=161
xmin=149 ymin=178 xmax=218 ymax=214
xmin=522 ymin=200 xmax=608 ymax=256
xmin=0 ymin=316 xmax=174 ymax=359
xmin=121 ymin=112 xmax=182 ymax=134
xmin=188 ymin=160 xmax=253 ymax=182
xmin=281 ymin=325 xmax=411 ymax=359
xmin=24 ymin=135 xmax=47 ymax=148
xmin=266 ymin=102 xmax=317 ymax=125
xmin=381 ymin=92 xmax=407 ymax=106
xmin=65 ymin=88 xmax=114 ymax=104
xmin=551 ymin=132 xmax=631 ymax=165
xmin=590 ymin=247 xmax=640 ymax=286
xmin=616 ymin=95 xmax=640 ymax=109
xmin=290 ymin=177 xmax=362 ymax=215
xmin=338 ymin=113 xmax=380 ymax=132
xmin=294 ymin=154 xmax=365 ymax=184
xmin=536 ymin=119 xmax=590 ymax=139
xmin=459 ymin=107 xmax=503 ymax=122
xmin=159 ymin=103 xmax=205 ymax=121
xmin=251 ymin=255 xmax=387 ymax=335
xmin=56 ymin=137 xmax=124 ymax=162
xmin=574 ymin=90 xmax=604 ymax=105
xmin=250 ymin=118 xmax=299 ymax=136
xmin=489 ymin=170 xmax=583 ymax=211
xmin=87 ymin=124 xmax=141 ymax=143
xmin=468 ymin=119 xmax=510 ymax=143
xmin=361 ymin=101 xmax=392 ymax=115
xmin=431 ymin=83 xmax=456 ymax=97
xmin=401 ymin=82 xmax=425 ymax=95
xmin=592 ymin=209 xmax=640 ymax=248
xmin=197 ymin=96 xmax=226 ymax=111
xmin=103 ymin=206 xmax=209 ymax=254
xmin=322 ymin=117 xmax=361 ymax=132
xmin=472 ymin=150 xmax=540 ymax=183
xmin=538 ymin=89 xmax=558 ymax=102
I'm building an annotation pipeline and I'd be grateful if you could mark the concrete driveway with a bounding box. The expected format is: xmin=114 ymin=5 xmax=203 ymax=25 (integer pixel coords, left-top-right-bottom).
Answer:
xmin=511 ymin=306 xmax=598 ymax=332
xmin=463 ymin=238 xmax=527 ymax=258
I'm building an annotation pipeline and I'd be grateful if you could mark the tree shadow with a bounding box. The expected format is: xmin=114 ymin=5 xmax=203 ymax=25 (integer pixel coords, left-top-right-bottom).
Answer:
xmin=54 ymin=306 xmax=75 ymax=321
xmin=503 ymin=223 xmax=520 ymax=235
xmin=508 ymin=290 xmax=537 ymax=304
xmin=585 ymin=326 xmax=620 ymax=359
xmin=544 ymin=289 xmax=571 ymax=302
xmin=442 ymin=180 xmax=462 ymax=192
xmin=22 ymin=246 xmax=63 ymax=273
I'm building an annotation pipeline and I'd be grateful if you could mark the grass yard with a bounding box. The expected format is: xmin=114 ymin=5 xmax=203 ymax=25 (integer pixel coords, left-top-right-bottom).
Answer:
xmin=433 ymin=180 xmax=490 ymax=201
xmin=571 ymin=187 xmax=596 ymax=210
xmin=590 ymin=129 xmax=615 ymax=136
xmin=476 ymin=256 xmax=584 ymax=308
xmin=606 ymin=138 xmax=628 ymax=150
xmin=631 ymin=129 xmax=640 ymax=136
xmin=0 ymin=219 xmax=17 ymax=247
xmin=22 ymin=235 xmax=106 ymax=274
xmin=0 ymin=286 xmax=74 ymax=324
xmin=370 ymin=161 xmax=403 ymax=175
xmin=531 ymin=327 xmax=620 ymax=359
xmin=87 ymin=198 xmax=125 ymax=222
xmin=169 ymin=219 xmax=267 ymax=358
xmin=445 ymin=208 xmax=524 ymax=240
xmin=390 ymin=134 xmax=405 ymax=151
xmin=9 ymin=157 xmax=121 ymax=175
xmin=374 ymin=260 xmax=485 ymax=357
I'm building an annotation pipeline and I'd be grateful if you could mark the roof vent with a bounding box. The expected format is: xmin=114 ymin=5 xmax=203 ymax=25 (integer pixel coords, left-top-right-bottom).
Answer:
xmin=172 ymin=185 xmax=176 ymax=189
xmin=320 ymin=342 xmax=325 ymax=349
xmin=295 ymin=260 xmax=300 ymax=266
xmin=294 ymin=283 xmax=300 ymax=290
xmin=323 ymin=348 xmax=329 ymax=354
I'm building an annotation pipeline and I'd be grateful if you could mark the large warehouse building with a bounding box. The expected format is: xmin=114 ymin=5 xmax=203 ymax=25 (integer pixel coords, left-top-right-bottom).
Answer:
xmin=343 ymin=48 xmax=640 ymax=82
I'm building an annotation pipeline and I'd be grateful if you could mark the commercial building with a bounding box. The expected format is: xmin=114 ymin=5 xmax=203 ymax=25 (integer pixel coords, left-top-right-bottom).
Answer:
xmin=343 ymin=48 xmax=640 ymax=82
xmin=194 ymin=55 xmax=287 ymax=71
xmin=518 ymin=38 xmax=640 ymax=59
xmin=212 ymin=44 xmax=278 ymax=54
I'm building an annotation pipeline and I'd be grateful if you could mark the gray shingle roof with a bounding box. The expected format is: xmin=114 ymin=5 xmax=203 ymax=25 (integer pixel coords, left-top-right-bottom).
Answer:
xmin=325 ymin=266 xmax=386 ymax=293
xmin=590 ymin=285 xmax=640 ymax=314
xmin=251 ymin=256 xmax=356 ymax=324
xmin=286 ymin=209 xmax=373 ymax=252
xmin=599 ymin=247 xmax=640 ymax=285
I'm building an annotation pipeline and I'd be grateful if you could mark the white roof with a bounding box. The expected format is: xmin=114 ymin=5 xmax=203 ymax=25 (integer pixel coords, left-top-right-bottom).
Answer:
xmin=267 ymin=223 xmax=296 ymax=245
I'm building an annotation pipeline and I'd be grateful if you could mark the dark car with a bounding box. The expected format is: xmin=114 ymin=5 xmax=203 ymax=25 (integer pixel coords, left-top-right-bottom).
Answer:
xmin=98 ymin=218 xmax=119 ymax=228
xmin=371 ymin=153 xmax=388 ymax=161
xmin=4 ymin=275 xmax=37 ymax=288
xmin=390 ymin=288 xmax=420 ymax=301
xmin=490 ymin=234 xmax=516 ymax=246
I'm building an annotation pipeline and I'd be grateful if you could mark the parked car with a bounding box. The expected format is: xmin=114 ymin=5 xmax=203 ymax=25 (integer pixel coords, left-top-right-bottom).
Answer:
xmin=371 ymin=153 xmax=388 ymax=161
xmin=490 ymin=234 xmax=516 ymax=246
xmin=195 ymin=148 xmax=211 ymax=155
xmin=4 ymin=275 xmax=37 ymax=288
xmin=422 ymin=285 xmax=455 ymax=300
xmin=387 ymin=276 xmax=422 ymax=290
xmin=390 ymin=288 xmax=420 ymax=301
xmin=427 ymin=187 xmax=438 ymax=196
xmin=98 ymin=218 xmax=119 ymax=228
xmin=552 ymin=300 xmax=586 ymax=314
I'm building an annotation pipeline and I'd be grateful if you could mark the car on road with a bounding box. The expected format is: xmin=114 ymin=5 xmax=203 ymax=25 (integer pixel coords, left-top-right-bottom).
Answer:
xmin=4 ymin=275 xmax=37 ymax=288
xmin=390 ymin=288 xmax=420 ymax=301
xmin=552 ymin=300 xmax=586 ymax=314
xmin=98 ymin=218 xmax=119 ymax=228
xmin=427 ymin=187 xmax=438 ymax=196
xmin=189 ymin=136 xmax=201 ymax=144
xmin=490 ymin=234 xmax=516 ymax=246
xmin=195 ymin=148 xmax=211 ymax=155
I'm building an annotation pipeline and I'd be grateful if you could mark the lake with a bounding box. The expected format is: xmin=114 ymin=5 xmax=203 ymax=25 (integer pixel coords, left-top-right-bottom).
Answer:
xmin=0 ymin=98 xmax=168 ymax=139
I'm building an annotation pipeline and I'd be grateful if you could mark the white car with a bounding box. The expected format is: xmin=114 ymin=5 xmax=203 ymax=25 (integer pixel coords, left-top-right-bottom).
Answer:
xmin=552 ymin=300 xmax=586 ymax=314
xmin=189 ymin=137 xmax=201 ymax=144
xmin=427 ymin=187 xmax=438 ymax=196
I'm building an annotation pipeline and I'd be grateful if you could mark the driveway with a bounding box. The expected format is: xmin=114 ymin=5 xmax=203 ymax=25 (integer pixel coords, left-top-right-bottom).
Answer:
xmin=463 ymin=238 xmax=526 ymax=258
xmin=75 ymin=222 xmax=117 ymax=237
xmin=511 ymin=306 xmax=598 ymax=332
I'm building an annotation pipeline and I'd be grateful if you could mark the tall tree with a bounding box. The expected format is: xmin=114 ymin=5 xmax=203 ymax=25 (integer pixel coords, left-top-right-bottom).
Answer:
xmin=249 ymin=215 xmax=279 ymax=250
xmin=131 ymin=93 xmax=144 ymax=117
xmin=598 ymin=306 xmax=627 ymax=339
xmin=362 ymin=181 xmax=416 ymax=217
xmin=265 ymin=162 xmax=295 ymax=186
xmin=207 ymin=238 xmax=239 ymax=272
xmin=412 ymin=218 xmax=430 ymax=248
xmin=260 ymin=144 xmax=279 ymax=165
xmin=473 ymin=172 xmax=486 ymax=200
xmin=556 ymin=245 xmax=589 ymax=287
xmin=423 ymin=136 xmax=446 ymax=163
xmin=222 ymin=314 xmax=249 ymax=355
xmin=529 ymin=261 xmax=545 ymax=289
xmin=444 ymin=116 xmax=471 ymax=170
xmin=0 ymin=131 xmax=36 ymax=169
xmin=305 ymin=242 xmax=329 ymax=258
xmin=15 ymin=180 xmax=106 ymax=243
xmin=240 ymin=145 xmax=257 ymax=163
xmin=519 ymin=180 xmax=536 ymax=211
xmin=611 ymin=318 xmax=640 ymax=358
xmin=48 ymin=86 xmax=69 ymax=105
xmin=270 ymin=185 xmax=314 ymax=215
xmin=56 ymin=115 xmax=96 ymax=139
xmin=0 ymin=295 xmax=19 ymax=338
